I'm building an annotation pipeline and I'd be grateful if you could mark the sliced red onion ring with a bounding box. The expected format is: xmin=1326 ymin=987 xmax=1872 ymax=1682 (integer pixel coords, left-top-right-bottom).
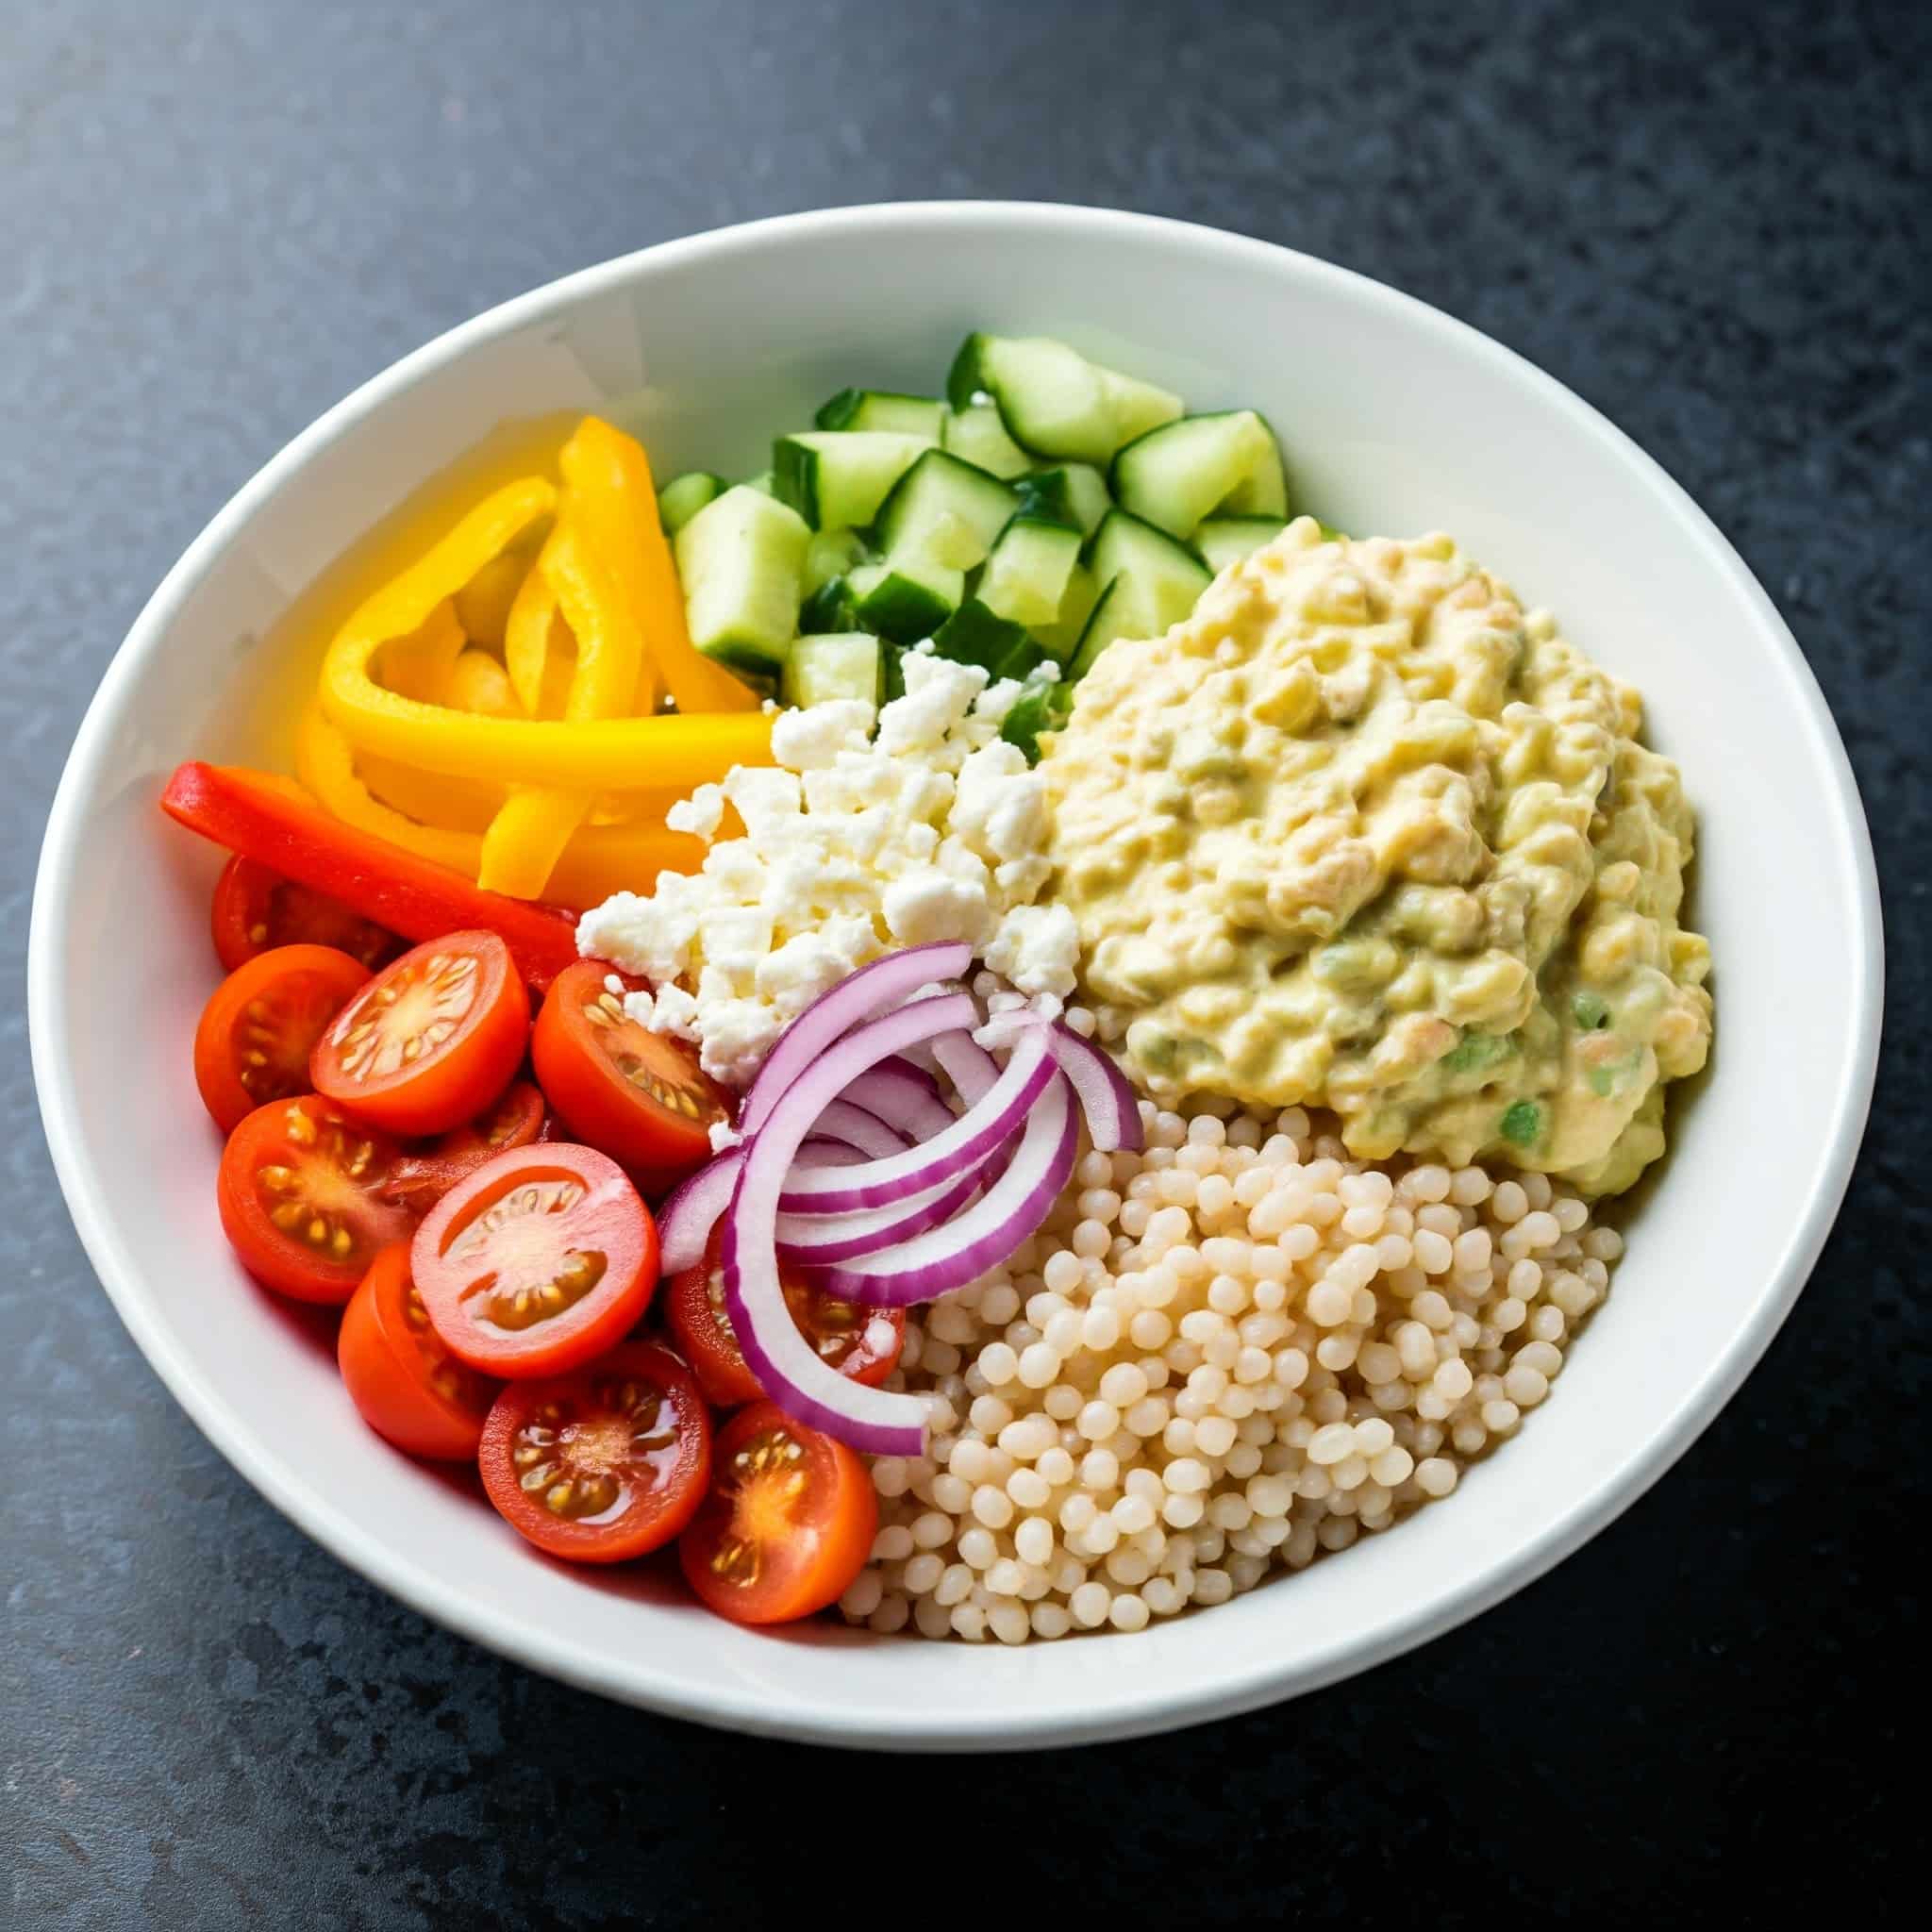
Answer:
xmin=723 ymin=992 xmax=980 ymax=1453
xmin=929 ymin=1030 xmax=999 ymax=1107
xmin=838 ymin=1057 xmax=958 ymax=1142
xmin=798 ymin=1074 xmax=1078 ymax=1305
xmin=658 ymin=1154 xmax=741 ymax=1275
xmin=1040 ymin=1023 xmax=1145 ymax=1153
xmin=777 ymin=1027 xmax=1057 ymax=1213
xmin=808 ymin=1098 xmax=910 ymax=1160
xmin=739 ymin=941 xmax=972 ymax=1137
xmin=657 ymin=1138 xmax=863 ymax=1274
xmin=775 ymin=1162 xmax=986 ymax=1262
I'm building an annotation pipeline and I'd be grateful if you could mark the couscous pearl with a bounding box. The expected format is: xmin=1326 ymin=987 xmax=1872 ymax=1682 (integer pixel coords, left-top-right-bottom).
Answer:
xmin=972 ymin=1486 xmax=1015 ymax=1529
xmin=859 ymin=1109 xmax=1621 ymax=1642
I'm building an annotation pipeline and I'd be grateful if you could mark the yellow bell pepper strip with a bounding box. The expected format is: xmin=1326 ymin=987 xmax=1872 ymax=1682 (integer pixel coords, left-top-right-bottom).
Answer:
xmin=296 ymin=708 xmax=706 ymax=907
xmin=375 ymin=598 xmax=465 ymax=704
xmin=502 ymin=552 xmax=575 ymax=720
xmin=478 ymin=499 xmax=651 ymax=897
xmin=445 ymin=646 xmax=523 ymax=719
xmin=558 ymin=416 xmax=760 ymax=714
xmin=453 ymin=545 xmax=531 ymax=650
xmin=358 ymin=749 xmax=507 ymax=833
xmin=319 ymin=658 xmax=774 ymax=791
xmin=338 ymin=474 xmax=555 ymax=670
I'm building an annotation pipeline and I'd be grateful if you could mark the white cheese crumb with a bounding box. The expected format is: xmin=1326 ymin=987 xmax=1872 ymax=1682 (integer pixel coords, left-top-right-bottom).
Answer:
xmin=578 ymin=672 xmax=1072 ymax=1086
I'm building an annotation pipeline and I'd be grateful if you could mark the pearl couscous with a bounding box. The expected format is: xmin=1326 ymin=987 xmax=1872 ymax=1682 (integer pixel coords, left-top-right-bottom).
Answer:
xmin=841 ymin=1082 xmax=1618 ymax=1642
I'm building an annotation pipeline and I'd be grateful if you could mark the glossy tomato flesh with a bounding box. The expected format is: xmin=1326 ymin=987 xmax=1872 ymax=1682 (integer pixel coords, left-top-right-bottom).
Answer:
xmin=678 ymin=1401 xmax=877 ymax=1625
xmin=193 ymin=943 xmax=372 ymax=1135
xmin=530 ymin=960 xmax=729 ymax=1195
xmin=338 ymin=1243 xmax=498 ymax=1459
xmin=216 ymin=1094 xmax=418 ymax=1303
xmin=382 ymin=1080 xmax=551 ymax=1211
xmin=411 ymin=1142 xmax=658 ymax=1377
xmin=311 ymin=929 xmax=528 ymax=1137
xmin=478 ymin=1341 xmax=709 ymax=1562
xmin=665 ymin=1230 xmax=904 ymax=1407
xmin=210 ymin=854 xmax=401 ymax=974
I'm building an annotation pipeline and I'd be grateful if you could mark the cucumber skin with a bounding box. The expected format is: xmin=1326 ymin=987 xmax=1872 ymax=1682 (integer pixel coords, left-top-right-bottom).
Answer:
xmin=800 ymin=575 xmax=858 ymax=632
xmin=945 ymin=334 xmax=993 ymax=413
xmin=658 ymin=471 xmax=724 ymax=535
xmin=675 ymin=485 xmax=809 ymax=673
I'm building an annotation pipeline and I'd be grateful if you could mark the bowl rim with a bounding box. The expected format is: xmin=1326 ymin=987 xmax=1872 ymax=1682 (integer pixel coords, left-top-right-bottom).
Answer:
xmin=29 ymin=200 xmax=1884 ymax=1750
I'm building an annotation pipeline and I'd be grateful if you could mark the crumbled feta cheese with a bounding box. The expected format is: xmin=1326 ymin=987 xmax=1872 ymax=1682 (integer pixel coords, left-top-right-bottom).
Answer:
xmin=982 ymin=902 xmax=1081 ymax=998
xmin=665 ymin=783 xmax=726 ymax=841
xmin=578 ymin=675 xmax=1074 ymax=1086
xmin=770 ymin=698 xmax=875 ymax=769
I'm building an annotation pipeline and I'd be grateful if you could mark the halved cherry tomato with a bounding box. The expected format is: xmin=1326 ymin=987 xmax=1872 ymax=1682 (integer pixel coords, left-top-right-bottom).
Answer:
xmin=338 ymin=1243 xmax=498 ymax=1459
xmin=678 ymin=1401 xmax=877 ymax=1625
xmin=411 ymin=1142 xmax=658 ymax=1377
xmin=477 ymin=1341 xmax=709 ymax=1563
xmin=311 ymin=929 xmax=528 ymax=1137
xmin=530 ymin=960 xmax=730 ymax=1194
xmin=665 ymin=1227 xmax=905 ymax=1407
xmin=193 ymin=944 xmax=373 ymax=1135
xmin=217 ymin=1094 xmax=418 ymax=1303
xmin=210 ymin=855 xmax=402 ymax=974
xmin=382 ymin=1080 xmax=551 ymax=1210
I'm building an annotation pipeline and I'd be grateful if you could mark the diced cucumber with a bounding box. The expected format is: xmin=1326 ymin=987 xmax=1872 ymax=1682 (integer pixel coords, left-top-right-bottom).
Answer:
xmin=1000 ymin=678 xmax=1074 ymax=762
xmin=947 ymin=333 xmax=1182 ymax=464
xmin=874 ymin=449 xmax=1018 ymax=575
xmin=1218 ymin=420 xmax=1289 ymax=517
xmin=881 ymin=640 xmax=908 ymax=703
xmin=976 ymin=516 xmax=1082 ymax=629
xmin=1037 ymin=562 xmax=1101 ymax=664
xmin=1012 ymin=463 xmax=1112 ymax=536
xmin=799 ymin=575 xmax=858 ymax=633
xmin=850 ymin=557 xmax=964 ymax=643
xmin=1110 ymin=411 xmax=1282 ymax=539
xmin=813 ymin=389 xmax=946 ymax=439
xmin=931 ymin=598 xmax=1035 ymax=679
xmin=803 ymin=526 xmax=868 ymax=596
xmin=658 ymin=471 xmax=724 ymax=535
xmin=743 ymin=469 xmax=776 ymax=496
xmin=782 ymin=632 xmax=883 ymax=709
xmin=1100 ymin=365 xmax=1190 ymax=449
xmin=1086 ymin=508 xmax=1212 ymax=631
xmin=941 ymin=402 xmax=1033 ymax=479
xmin=1195 ymin=515 xmax=1290 ymax=574
xmin=675 ymin=485 xmax=809 ymax=673
xmin=1068 ymin=573 xmax=1157 ymax=681
xmin=774 ymin=431 xmax=929 ymax=530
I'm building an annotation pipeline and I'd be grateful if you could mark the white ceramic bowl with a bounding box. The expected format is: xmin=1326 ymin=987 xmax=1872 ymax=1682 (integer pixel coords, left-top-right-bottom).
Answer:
xmin=31 ymin=204 xmax=1881 ymax=1750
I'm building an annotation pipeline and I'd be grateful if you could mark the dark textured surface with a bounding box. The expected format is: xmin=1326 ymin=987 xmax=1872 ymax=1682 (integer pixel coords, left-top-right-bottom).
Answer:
xmin=3 ymin=0 xmax=1924 ymax=1922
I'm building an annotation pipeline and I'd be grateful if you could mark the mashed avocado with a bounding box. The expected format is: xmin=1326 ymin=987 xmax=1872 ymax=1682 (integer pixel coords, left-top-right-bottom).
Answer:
xmin=1041 ymin=519 xmax=1711 ymax=1194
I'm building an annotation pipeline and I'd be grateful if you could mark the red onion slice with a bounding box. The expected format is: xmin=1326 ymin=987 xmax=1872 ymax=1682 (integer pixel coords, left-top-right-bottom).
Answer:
xmin=775 ymin=1162 xmax=987 ymax=1262
xmin=657 ymin=1138 xmax=864 ymax=1274
xmin=1040 ymin=1023 xmax=1145 ymax=1153
xmin=929 ymin=1030 xmax=1000 ymax=1107
xmin=777 ymin=1027 xmax=1057 ymax=1213
xmin=808 ymin=1098 xmax=910 ymax=1160
xmin=798 ymin=1074 xmax=1078 ymax=1306
xmin=837 ymin=1057 xmax=958 ymax=1142
xmin=658 ymin=1154 xmax=741 ymax=1275
xmin=739 ymin=941 xmax=972 ymax=1136
xmin=723 ymin=992 xmax=981 ymax=1454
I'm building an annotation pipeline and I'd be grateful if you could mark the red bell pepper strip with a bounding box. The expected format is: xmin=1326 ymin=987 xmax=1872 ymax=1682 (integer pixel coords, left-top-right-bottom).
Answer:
xmin=160 ymin=761 xmax=581 ymax=991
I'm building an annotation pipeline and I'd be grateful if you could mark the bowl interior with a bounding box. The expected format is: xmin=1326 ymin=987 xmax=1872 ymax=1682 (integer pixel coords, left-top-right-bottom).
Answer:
xmin=31 ymin=205 xmax=1878 ymax=1749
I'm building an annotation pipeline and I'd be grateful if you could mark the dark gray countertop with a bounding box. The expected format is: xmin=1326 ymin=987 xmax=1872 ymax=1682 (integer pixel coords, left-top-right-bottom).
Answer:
xmin=3 ymin=1 xmax=1924 ymax=1923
